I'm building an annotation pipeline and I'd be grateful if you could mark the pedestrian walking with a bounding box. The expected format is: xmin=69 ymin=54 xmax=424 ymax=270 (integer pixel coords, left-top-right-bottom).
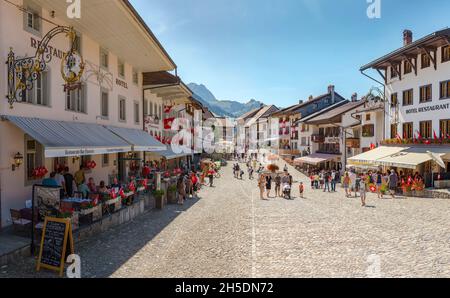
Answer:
xmin=208 ymin=168 xmax=215 ymax=187
xmin=299 ymin=182 xmax=304 ymax=199
xmin=323 ymin=171 xmax=331 ymax=192
xmin=354 ymin=174 xmax=361 ymax=198
xmin=275 ymin=174 xmax=281 ymax=197
xmin=359 ymin=174 xmax=367 ymax=207
xmin=375 ymin=170 xmax=384 ymax=199
xmin=387 ymin=170 xmax=398 ymax=199
xmin=265 ymin=175 xmax=273 ymax=198
xmin=258 ymin=174 xmax=266 ymax=200
xmin=343 ymin=171 xmax=351 ymax=198
xmin=331 ymin=170 xmax=337 ymax=192
xmin=177 ymin=175 xmax=186 ymax=205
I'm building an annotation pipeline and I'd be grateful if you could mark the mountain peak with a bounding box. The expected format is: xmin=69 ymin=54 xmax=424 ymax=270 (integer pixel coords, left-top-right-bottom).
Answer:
xmin=187 ymin=83 xmax=265 ymax=118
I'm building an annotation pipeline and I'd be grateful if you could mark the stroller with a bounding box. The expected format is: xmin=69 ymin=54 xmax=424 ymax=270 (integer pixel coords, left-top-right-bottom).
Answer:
xmin=283 ymin=184 xmax=292 ymax=200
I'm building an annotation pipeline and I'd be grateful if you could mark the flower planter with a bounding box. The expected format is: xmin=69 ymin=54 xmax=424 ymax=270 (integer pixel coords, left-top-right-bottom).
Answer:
xmin=167 ymin=191 xmax=177 ymax=204
xmin=403 ymin=191 xmax=412 ymax=197
xmin=413 ymin=190 xmax=425 ymax=197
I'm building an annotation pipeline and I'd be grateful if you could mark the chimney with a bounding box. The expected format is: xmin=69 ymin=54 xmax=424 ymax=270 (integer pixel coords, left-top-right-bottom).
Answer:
xmin=328 ymin=85 xmax=335 ymax=94
xmin=351 ymin=93 xmax=358 ymax=102
xmin=308 ymin=95 xmax=314 ymax=101
xmin=299 ymin=100 xmax=304 ymax=104
xmin=328 ymin=85 xmax=335 ymax=103
xmin=403 ymin=30 xmax=413 ymax=46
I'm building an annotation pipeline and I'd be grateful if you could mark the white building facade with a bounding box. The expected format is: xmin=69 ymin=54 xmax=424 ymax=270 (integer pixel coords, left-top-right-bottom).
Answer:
xmin=0 ymin=0 xmax=176 ymax=227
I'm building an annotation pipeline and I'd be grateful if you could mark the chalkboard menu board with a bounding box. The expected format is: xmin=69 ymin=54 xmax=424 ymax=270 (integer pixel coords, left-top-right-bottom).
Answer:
xmin=37 ymin=217 xmax=74 ymax=277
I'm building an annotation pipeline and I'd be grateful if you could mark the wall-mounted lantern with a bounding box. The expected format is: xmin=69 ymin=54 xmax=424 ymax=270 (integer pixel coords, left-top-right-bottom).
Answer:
xmin=12 ymin=152 xmax=24 ymax=171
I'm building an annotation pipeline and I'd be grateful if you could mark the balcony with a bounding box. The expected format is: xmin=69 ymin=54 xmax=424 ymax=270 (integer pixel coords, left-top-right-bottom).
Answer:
xmin=311 ymin=134 xmax=325 ymax=143
xmin=346 ymin=138 xmax=360 ymax=149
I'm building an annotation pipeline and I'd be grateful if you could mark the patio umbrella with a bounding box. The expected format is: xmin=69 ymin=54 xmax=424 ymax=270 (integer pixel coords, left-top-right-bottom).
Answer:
xmin=267 ymin=154 xmax=278 ymax=161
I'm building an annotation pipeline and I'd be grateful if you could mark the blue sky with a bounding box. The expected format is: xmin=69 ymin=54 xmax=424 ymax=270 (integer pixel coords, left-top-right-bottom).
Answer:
xmin=131 ymin=0 xmax=450 ymax=107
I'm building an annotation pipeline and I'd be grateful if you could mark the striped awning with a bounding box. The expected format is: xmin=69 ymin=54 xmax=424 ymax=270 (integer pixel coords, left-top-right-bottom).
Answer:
xmin=3 ymin=116 xmax=131 ymax=157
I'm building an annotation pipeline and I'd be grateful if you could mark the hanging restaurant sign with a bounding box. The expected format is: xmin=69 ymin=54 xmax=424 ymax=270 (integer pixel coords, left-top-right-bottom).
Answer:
xmin=6 ymin=26 xmax=85 ymax=108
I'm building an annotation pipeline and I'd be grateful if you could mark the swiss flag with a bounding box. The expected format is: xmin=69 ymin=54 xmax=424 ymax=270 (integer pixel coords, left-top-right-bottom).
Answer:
xmin=164 ymin=117 xmax=175 ymax=130
xmin=416 ymin=130 xmax=423 ymax=140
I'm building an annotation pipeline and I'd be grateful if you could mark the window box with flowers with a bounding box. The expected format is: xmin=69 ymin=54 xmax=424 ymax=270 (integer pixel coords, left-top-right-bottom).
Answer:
xmin=31 ymin=166 xmax=49 ymax=179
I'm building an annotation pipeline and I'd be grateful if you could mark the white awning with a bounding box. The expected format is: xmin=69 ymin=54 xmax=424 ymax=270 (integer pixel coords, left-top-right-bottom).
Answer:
xmin=348 ymin=146 xmax=406 ymax=167
xmin=294 ymin=153 xmax=338 ymax=165
xmin=376 ymin=147 xmax=449 ymax=169
xmin=3 ymin=116 xmax=131 ymax=158
xmin=106 ymin=126 xmax=166 ymax=152
xmin=149 ymin=148 xmax=190 ymax=160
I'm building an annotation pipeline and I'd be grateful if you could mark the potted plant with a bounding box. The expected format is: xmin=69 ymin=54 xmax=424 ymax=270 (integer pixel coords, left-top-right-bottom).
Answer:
xmin=167 ymin=184 xmax=178 ymax=204
xmin=401 ymin=181 xmax=412 ymax=196
xmin=411 ymin=180 xmax=425 ymax=197
xmin=153 ymin=189 xmax=165 ymax=209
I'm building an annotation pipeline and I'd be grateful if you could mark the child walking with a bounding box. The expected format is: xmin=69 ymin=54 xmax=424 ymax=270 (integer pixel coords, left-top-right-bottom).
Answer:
xmin=299 ymin=182 xmax=305 ymax=199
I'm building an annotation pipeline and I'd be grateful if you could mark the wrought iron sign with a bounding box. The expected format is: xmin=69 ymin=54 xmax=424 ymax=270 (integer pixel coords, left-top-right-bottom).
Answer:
xmin=6 ymin=26 xmax=85 ymax=108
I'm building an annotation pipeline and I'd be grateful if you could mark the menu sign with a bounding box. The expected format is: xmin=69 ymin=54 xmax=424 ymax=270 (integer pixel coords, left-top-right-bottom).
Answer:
xmin=37 ymin=217 xmax=74 ymax=277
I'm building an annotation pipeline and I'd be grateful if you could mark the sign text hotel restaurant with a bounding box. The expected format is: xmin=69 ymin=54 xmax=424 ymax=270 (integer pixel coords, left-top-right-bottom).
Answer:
xmin=405 ymin=103 xmax=450 ymax=115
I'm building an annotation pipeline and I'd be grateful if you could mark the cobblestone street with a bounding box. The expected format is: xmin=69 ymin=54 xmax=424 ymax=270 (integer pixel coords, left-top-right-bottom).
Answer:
xmin=1 ymin=162 xmax=449 ymax=278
